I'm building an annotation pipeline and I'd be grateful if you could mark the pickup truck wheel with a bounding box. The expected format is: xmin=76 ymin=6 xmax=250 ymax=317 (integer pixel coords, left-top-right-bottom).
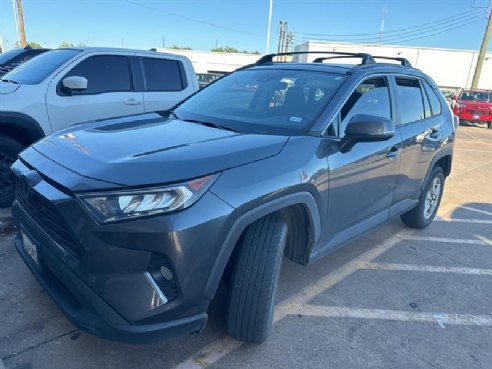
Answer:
xmin=0 ymin=136 xmax=23 ymax=208
xmin=401 ymin=166 xmax=444 ymax=229
xmin=487 ymin=122 xmax=491 ymax=129
xmin=226 ymin=214 xmax=288 ymax=344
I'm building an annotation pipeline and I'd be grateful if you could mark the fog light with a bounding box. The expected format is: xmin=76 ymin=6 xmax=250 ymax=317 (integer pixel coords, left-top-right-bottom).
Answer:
xmin=160 ymin=266 xmax=174 ymax=281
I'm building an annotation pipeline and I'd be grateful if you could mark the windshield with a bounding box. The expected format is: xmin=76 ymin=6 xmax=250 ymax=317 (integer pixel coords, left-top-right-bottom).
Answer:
xmin=0 ymin=48 xmax=25 ymax=65
xmin=175 ymin=68 xmax=347 ymax=135
xmin=2 ymin=49 xmax=81 ymax=84
xmin=458 ymin=91 xmax=492 ymax=102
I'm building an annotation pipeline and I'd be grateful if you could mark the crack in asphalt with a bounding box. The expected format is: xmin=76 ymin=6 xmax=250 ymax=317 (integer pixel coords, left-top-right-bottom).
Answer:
xmin=1 ymin=329 xmax=79 ymax=362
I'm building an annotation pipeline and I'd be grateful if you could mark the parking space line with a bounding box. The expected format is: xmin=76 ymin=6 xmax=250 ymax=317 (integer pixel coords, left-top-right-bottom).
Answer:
xmin=359 ymin=261 xmax=492 ymax=276
xmin=172 ymin=232 xmax=410 ymax=369
xmin=405 ymin=236 xmax=491 ymax=246
xmin=458 ymin=206 xmax=492 ymax=217
xmin=294 ymin=305 xmax=492 ymax=328
xmin=434 ymin=218 xmax=492 ymax=225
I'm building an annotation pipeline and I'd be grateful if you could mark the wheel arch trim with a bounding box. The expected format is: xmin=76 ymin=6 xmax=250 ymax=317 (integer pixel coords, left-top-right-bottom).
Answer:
xmin=0 ymin=112 xmax=45 ymax=145
xmin=203 ymin=191 xmax=321 ymax=300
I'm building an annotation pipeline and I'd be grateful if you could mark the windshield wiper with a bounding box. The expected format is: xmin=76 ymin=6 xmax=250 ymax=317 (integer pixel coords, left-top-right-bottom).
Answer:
xmin=0 ymin=78 xmax=19 ymax=84
xmin=181 ymin=118 xmax=239 ymax=132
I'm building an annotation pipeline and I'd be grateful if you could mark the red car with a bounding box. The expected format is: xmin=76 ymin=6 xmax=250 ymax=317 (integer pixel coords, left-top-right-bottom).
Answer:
xmin=452 ymin=89 xmax=492 ymax=129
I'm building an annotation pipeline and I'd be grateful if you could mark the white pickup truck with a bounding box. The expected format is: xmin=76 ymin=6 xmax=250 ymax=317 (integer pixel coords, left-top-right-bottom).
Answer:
xmin=0 ymin=47 xmax=199 ymax=206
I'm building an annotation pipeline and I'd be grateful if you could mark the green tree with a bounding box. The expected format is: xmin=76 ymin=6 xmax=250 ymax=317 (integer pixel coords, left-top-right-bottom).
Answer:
xmin=211 ymin=46 xmax=260 ymax=54
xmin=15 ymin=41 xmax=43 ymax=48
xmin=59 ymin=42 xmax=75 ymax=48
xmin=169 ymin=45 xmax=192 ymax=50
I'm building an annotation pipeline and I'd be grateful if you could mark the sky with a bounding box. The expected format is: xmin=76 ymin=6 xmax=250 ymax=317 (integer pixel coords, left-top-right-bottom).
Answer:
xmin=0 ymin=0 xmax=491 ymax=53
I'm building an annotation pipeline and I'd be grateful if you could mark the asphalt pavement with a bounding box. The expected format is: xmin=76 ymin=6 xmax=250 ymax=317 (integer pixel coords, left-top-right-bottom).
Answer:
xmin=1 ymin=125 xmax=492 ymax=369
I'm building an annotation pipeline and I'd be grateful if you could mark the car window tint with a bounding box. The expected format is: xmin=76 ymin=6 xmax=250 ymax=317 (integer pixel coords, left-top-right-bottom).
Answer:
xmin=396 ymin=77 xmax=425 ymax=124
xmin=142 ymin=58 xmax=184 ymax=91
xmin=421 ymin=81 xmax=432 ymax=119
xmin=422 ymin=81 xmax=442 ymax=116
xmin=65 ymin=55 xmax=131 ymax=94
xmin=340 ymin=76 xmax=391 ymax=135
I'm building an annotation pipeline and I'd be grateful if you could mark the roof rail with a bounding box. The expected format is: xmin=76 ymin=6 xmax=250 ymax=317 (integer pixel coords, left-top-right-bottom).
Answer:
xmin=255 ymin=51 xmax=375 ymax=65
xmin=372 ymin=56 xmax=412 ymax=67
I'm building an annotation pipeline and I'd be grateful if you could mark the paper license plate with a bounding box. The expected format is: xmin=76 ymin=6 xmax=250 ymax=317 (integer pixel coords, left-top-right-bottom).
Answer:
xmin=473 ymin=114 xmax=480 ymax=119
xmin=21 ymin=230 xmax=39 ymax=265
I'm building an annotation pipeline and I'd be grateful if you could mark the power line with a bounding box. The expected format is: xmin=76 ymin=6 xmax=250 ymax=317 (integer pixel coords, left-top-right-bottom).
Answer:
xmin=125 ymin=0 xmax=262 ymax=38
xmin=301 ymin=8 xmax=485 ymax=38
xmin=302 ymin=16 xmax=486 ymax=44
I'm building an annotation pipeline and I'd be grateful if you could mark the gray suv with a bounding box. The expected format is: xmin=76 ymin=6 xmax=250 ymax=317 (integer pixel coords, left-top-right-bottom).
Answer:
xmin=11 ymin=51 xmax=455 ymax=344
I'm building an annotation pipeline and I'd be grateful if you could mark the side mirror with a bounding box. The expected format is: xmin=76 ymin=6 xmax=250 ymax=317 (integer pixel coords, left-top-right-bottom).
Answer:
xmin=450 ymin=95 xmax=457 ymax=100
xmin=339 ymin=114 xmax=395 ymax=153
xmin=62 ymin=76 xmax=88 ymax=93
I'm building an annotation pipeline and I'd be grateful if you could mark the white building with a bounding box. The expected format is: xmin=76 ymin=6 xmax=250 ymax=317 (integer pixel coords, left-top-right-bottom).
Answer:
xmin=295 ymin=41 xmax=492 ymax=90
xmin=156 ymin=42 xmax=492 ymax=90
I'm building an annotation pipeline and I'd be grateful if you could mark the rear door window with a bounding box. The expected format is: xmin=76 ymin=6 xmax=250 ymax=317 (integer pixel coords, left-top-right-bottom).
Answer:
xmin=395 ymin=77 xmax=425 ymax=125
xmin=422 ymin=80 xmax=442 ymax=116
xmin=142 ymin=58 xmax=185 ymax=91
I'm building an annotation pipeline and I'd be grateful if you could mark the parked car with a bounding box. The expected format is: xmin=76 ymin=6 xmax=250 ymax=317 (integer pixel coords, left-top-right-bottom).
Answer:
xmin=451 ymin=89 xmax=492 ymax=128
xmin=0 ymin=46 xmax=50 ymax=76
xmin=0 ymin=47 xmax=199 ymax=207
xmin=197 ymin=72 xmax=224 ymax=88
xmin=11 ymin=51 xmax=455 ymax=344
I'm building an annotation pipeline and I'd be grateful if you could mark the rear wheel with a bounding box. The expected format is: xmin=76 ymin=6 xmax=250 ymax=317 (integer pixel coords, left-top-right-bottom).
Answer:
xmin=0 ymin=136 xmax=24 ymax=208
xmin=401 ymin=166 xmax=445 ymax=229
xmin=226 ymin=214 xmax=288 ymax=344
xmin=487 ymin=122 xmax=491 ymax=129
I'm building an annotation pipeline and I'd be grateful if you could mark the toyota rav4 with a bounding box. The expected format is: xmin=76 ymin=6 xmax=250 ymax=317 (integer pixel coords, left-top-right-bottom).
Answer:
xmin=11 ymin=51 xmax=455 ymax=344
xmin=452 ymin=89 xmax=492 ymax=128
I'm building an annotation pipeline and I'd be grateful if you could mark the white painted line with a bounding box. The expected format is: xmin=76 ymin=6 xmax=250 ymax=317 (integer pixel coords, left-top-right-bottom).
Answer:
xmin=173 ymin=337 xmax=242 ymax=369
xmin=172 ymin=232 xmax=410 ymax=369
xmin=458 ymin=205 xmax=492 ymax=217
xmin=406 ymin=236 xmax=491 ymax=246
xmin=359 ymin=261 xmax=492 ymax=276
xmin=434 ymin=218 xmax=492 ymax=225
xmin=295 ymin=305 xmax=492 ymax=328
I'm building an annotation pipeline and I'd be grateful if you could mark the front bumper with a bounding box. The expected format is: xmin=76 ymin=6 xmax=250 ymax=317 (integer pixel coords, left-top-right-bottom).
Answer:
xmin=11 ymin=158 xmax=235 ymax=343
xmin=454 ymin=110 xmax=492 ymax=123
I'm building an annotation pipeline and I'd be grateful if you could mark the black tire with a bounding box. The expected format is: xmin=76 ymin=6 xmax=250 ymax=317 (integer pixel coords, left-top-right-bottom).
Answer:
xmin=0 ymin=136 xmax=24 ymax=208
xmin=487 ymin=122 xmax=491 ymax=129
xmin=226 ymin=214 xmax=288 ymax=344
xmin=401 ymin=166 xmax=445 ymax=229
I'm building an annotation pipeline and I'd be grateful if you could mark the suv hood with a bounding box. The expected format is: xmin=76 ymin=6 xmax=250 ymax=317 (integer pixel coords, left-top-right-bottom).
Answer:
xmin=32 ymin=113 xmax=289 ymax=188
xmin=0 ymin=81 xmax=20 ymax=94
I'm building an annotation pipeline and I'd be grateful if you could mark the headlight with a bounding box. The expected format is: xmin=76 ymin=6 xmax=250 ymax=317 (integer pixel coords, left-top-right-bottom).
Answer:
xmin=78 ymin=174 xmax=218 ymax=223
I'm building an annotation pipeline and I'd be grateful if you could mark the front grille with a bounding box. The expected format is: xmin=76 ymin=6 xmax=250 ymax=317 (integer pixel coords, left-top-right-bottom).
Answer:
xmin=15 ymin=176 xmax=81 ymax=258
xmin=467 ymin=110 xmax=489 ymax=116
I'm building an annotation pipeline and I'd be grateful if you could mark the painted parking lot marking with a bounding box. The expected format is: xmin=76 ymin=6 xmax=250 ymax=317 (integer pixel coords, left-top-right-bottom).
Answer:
xmin=173 ymin=232 xmax=409 ymax=369
xmin=405 ymin=236 xmax=491 ymax=246
xmin=294 ymin=305 xmax=492 ymax=328
xmin=458 ymin=205 xmax=492 ymax=217
xmin=434 ymin=218 xmax=492 ymax=225
xmin=359 ymin=261 xmax=492 ymax=276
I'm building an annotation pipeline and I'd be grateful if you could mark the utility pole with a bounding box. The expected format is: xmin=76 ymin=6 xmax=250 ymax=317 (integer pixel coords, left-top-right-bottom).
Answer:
xmin=471 ymin=7 xmax=492 ymax=89
xmin=14 ymin=0 xmax=26 ymax=47
xmin=266 ymin=0 xmax=273 ymax=54
xmin=277 ymin=21 xmax=285 ymax=55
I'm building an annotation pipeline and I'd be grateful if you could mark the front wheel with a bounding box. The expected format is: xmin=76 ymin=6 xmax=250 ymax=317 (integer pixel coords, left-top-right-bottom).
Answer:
xmin=401 ymin=166 xmax=445 ymax=229
xmin=0 ymin=136 xmax=24 ymax=208
xmin=226 ymin=215 xmax=288 ymax=344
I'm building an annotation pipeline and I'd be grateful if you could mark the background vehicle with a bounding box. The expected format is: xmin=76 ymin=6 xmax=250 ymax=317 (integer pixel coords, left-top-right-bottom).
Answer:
xmin=451 ymin=89 xmax=492 ymax=128
xmin=11 ymin=51 xmax=455 ymax=345
xmin=0 ymin=47 xmax=199 ymax=207
xmin=0 ymin=46 xmax=50 ymax=76
xmin=197 ymin=72 xmax=224 ymax=88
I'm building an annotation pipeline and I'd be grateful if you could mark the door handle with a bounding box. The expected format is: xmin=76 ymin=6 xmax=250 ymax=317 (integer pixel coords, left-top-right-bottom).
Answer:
xmin=124 ymin=99 xmax=141 ymax=106
xmin=386 ymin=145 xmax=400 ymax=159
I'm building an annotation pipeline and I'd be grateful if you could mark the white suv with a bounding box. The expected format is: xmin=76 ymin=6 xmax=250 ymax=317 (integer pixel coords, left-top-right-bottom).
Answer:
xmin=0 ymin=47 xmax=199 ymax=206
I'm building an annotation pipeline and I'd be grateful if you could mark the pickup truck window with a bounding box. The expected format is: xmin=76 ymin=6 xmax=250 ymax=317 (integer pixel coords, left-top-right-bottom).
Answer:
xmin=396 ymin=77 xmax=425 ymax=125
xmin=2 ymin=49 xmax=81 ymax=84
xmin=64 ymin=55 xmax=132 ymax=95
xmin=142 ymin=57 xmax=184 ymax=91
